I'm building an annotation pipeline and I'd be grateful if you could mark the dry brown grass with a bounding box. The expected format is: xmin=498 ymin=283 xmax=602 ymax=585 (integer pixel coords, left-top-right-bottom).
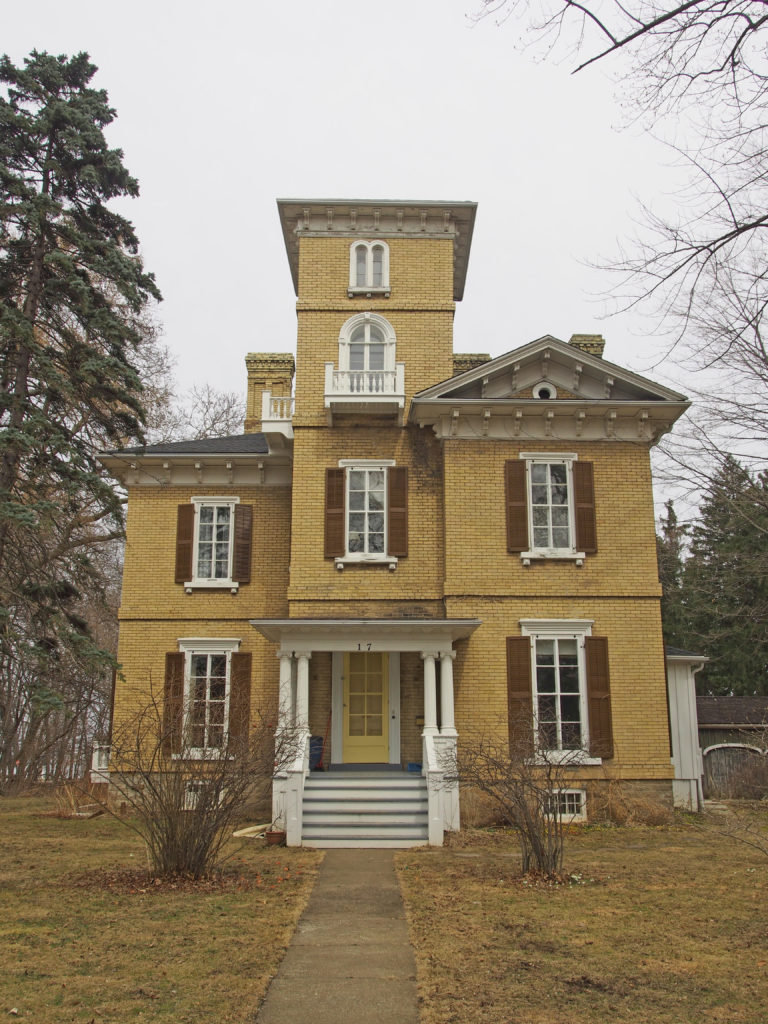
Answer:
xmin=0 ymin=794 xmax=321 ymax=1023
xmin=397 ymin=812 xmax=768 ymax=1024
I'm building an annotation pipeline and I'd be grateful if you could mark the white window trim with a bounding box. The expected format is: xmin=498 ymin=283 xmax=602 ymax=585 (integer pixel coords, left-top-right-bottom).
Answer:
xmin=337 ymin=312 xmax=397 ymax=373
xmin=185 ymin=496 xmax=240 ymax=593
xmin=532 ymin=382 xmax=557 ymax=400
xmin=348 ymin=240 xmax=390 ymax=296
xmin=177 ymin=638 xmax=241 ymax=760
xmin=334 ymin=459 xmax=398 ymax=570
xmin=518 ymin=452 xmax=585 ymax=566
xmin=546 ymin=788 xmax=588 ymax=823
xmin=519 ymin=619 xmax=601 ymax=765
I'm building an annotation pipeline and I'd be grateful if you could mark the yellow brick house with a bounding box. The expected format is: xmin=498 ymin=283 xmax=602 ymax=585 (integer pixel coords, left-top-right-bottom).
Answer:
xmin=100 ymin=198 xmax=692 ymax=847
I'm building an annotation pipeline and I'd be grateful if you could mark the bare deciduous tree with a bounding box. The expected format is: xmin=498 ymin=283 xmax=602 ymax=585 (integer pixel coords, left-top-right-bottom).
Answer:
xmin=475 ymin=1 xmax=768 ymax=479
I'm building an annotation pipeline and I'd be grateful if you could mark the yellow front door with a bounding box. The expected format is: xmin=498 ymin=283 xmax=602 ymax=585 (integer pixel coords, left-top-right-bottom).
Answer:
xmin=343 ymin=651 xmax=389 ymax=763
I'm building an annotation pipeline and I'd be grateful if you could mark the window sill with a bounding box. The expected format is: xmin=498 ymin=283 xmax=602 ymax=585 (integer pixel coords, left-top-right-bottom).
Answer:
xmin=537 ymin=749 xmax=602 ymax=766
xmin=520 ymin=550 xmax=585 ymax=567
xmin=184 ymin=580 xmax=240 ymax=594
xmin=347 ymin=286 xmax=390 ymax=298
xmin=334 ymin=555 xmax=398 ymax=571
xmin=172 ymin=750 xmax=229 ymax=761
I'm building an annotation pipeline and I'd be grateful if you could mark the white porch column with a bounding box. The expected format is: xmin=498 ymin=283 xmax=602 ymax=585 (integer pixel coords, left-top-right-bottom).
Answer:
xmin=421 ymin=651 xmax=438 ymax=736
xmin=277 ymin=652 xmax=293 ymax=727
xmin=439 ymin=650 xmax=457 ymax=737
xmin=295 ymin=653 xmax=311 ymax=730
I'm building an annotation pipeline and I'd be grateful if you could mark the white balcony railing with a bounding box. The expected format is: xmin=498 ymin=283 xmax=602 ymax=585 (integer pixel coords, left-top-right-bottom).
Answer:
xmin=324 ymin=363 xmax=405 ymax=422
xmin=260 ymin=391 xmax=294 ymax=438
xmin=261 ymin=392 xmax=295 ymax=421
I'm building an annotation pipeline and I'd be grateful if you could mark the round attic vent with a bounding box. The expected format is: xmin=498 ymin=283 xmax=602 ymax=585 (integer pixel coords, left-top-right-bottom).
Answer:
xmin=532 ymin=382 xmax=557 ymax=400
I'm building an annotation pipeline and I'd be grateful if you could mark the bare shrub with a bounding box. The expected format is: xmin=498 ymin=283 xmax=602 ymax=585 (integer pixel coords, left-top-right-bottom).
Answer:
xmin=451 ymin=726 xmax=581 ymax=877
xmin=99 ymin=691 xmax=297 ymax=878
xmin=590 ymin=781 xmax=672 ymax=827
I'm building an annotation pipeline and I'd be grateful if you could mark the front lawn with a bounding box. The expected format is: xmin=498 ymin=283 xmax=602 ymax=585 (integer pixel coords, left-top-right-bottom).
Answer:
xmin=0 ymin=795 xmax=321 ymax=1023
xmin=397 ymin=813 xmax=768 ymax=1024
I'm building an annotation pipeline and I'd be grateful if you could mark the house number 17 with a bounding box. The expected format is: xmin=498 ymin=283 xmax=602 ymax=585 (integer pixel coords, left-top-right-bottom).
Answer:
xmin=357 ymin=643 xmax=373 ymax=651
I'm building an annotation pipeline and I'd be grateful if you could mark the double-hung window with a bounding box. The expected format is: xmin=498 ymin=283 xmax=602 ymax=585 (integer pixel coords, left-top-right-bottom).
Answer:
xmin=506 ymin=454 xmax=596 ymax=564
xmin=175 ymin=497 xmax=253 ymax=592
xmin=324 ymin=460 xmax=408 ymax=566
xmin=532 ymin=636 xmax=583 ymax=751
xmin=164 ymin=640 xmax=252 ymax=758
xmin=347 ymin=465 xmax=387 ymax=555
xmin=348 ymin=241 xmax=390 ymax=296
xmin=507 ymin=621 xmax=613 ymax=763
xmin=196 ymin=502 xmax=234 ymax=581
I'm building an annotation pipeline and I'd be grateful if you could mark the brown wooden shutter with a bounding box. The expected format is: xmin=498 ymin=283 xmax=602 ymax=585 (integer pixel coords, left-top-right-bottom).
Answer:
xmin=506 ymin=636 xmax=534 ymax=756
xmin=228 ymin=652 xmax=252 ymax=754
xmin=505 ymin=460 xmax=529 ymax=553
xmin=163 ymin=652 xmax=185 ymax=757
xmin=573 ymin=461 xmax=597 ymax=553
xmin=585 ymin=636 xmax=613 ymax=758
xmin=232 ymin=505 xmax=253 ymax=583
xmin=175 ymin=504 xmax=195 ymax=583
xmin=324 ymin=468 xmax=346 ymax=558
xmin=387 ymin=466 xmax=408 ymax=557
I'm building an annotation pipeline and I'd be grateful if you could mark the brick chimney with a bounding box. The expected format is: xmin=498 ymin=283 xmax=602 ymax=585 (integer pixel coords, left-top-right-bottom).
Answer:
xmin=244 ymin=353 xmax=295 ymax=433
xmin=568 ymin=334 xmax=605 ymax=358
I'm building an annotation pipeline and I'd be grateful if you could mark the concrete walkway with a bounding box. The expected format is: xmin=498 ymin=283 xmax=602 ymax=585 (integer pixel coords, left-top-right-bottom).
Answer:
xmin=254 ymin=849 xmax=420 ymax=1024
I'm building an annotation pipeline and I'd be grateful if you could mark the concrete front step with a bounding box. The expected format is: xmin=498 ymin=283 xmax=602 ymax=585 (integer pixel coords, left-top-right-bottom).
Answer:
xmin=304 ymin=810 xmax=428 ymax=826
xmin=302 ymin=837 xmax=428 ymax=849
xmin=305 ymin=787 xmax=427 ymax=802
xmin=301 ymin=771 xmax=429 ymax=848
xmin=304 ymin=799 xmax=428 ymax=814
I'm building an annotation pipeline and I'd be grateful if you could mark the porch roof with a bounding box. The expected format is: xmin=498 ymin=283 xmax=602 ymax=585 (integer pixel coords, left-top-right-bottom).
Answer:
xmin=249 ymin=618 xmax=481 ymax=652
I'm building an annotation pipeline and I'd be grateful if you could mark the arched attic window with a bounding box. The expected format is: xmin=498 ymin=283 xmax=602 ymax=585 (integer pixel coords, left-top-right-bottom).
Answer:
xmin=349 ymin=241 xmax=390 ymax=296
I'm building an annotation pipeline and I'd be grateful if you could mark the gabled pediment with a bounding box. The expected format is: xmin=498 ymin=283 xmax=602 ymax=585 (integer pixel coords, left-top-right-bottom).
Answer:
xmin=416 ymin=335 xmax=686 ymax=404
xmin=410 ymin=335 xmax=689 ymax=445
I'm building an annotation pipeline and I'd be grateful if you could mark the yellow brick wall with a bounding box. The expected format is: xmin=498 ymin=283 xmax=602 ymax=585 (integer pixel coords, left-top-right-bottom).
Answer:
xmin=114 ymin=484 xmax=291 ymax=733
xmin=113 ymin=620 xmax=279 ymax=736
xmin=442 ymin=440 xmax=661 ymax=598
xmin=446 ymin=597 xmax=672 ymax=782
xmin=287 ymin=424 xmax=446 ymax=613
xmin=293 ymin=237 xmax=456 ymax=427
xmin=119 ymin=485 xmax=291 ymax=620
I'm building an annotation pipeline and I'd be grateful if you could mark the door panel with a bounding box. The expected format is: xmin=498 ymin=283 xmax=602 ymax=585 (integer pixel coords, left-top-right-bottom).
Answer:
xmin=343 ymin=652 xmax=389 ymax=762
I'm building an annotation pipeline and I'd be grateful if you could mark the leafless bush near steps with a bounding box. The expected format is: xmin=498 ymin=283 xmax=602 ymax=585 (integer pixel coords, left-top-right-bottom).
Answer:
xmin=93 ymin=694 xmax=301 ymax=878
xmin=442 ymin=725 xmax=583 ymax=878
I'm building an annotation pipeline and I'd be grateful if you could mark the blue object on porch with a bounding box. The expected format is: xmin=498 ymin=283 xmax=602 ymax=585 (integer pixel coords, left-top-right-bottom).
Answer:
xmin=406 ymin=762 xmax=422 ymax=773
xmin=309 ymin=735 xmax=324 ymax=771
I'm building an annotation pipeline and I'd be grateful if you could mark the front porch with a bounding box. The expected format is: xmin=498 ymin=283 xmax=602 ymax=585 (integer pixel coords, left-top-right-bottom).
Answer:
xmin=250 ymin=618 xmax=480 ymax=847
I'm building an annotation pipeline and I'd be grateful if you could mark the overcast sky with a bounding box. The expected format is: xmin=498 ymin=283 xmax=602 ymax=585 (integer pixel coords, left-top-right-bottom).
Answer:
xmin=5 ymin=0 xmax=685 ymax=398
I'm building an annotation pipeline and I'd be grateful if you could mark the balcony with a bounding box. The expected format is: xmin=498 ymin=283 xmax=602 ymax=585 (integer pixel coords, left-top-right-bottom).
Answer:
xmin=261 ymin=391 xmax=295 ymax=439
xmin=324 ymin=363 xmax=405 ymax=424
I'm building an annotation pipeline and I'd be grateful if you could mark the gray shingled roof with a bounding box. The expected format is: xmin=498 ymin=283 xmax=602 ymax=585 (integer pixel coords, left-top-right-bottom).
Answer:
xmin=696 ymin=696 xmax=768 ymax=727
xmin=666 ymin=645 xmax=707 ymax=658
xmin=106 ymin=433 xmax=270 ymax=456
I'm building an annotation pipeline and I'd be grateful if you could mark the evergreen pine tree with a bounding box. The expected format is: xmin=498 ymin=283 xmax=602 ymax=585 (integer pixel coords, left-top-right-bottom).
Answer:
xmin=684 ymin=458 xmax=768 ymax=694
xmin=657 ymin=499 xmax=690 ymax=649
xmin=0 ymin=52 xmax=160 ymax=783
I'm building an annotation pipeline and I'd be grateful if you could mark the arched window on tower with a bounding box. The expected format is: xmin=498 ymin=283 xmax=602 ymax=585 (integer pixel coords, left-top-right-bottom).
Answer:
xmin=349 ymin=241 xmax=390 ymax=296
